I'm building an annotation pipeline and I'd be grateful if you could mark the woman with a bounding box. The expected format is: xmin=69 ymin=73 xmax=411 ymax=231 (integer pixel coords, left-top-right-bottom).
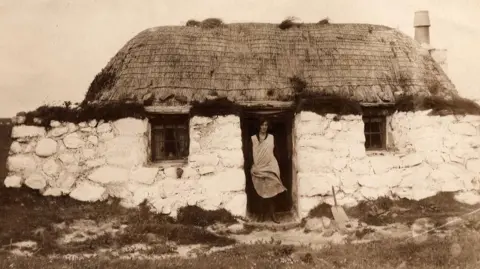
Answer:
xmin=250 ymin=118 xmax=287 ymax=223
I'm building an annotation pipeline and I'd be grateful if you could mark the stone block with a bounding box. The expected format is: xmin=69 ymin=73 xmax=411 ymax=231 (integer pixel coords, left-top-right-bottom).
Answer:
xmin=88 ymin=166 xmax=130 ymax=184
xmin=35 ymin=138 xmax=58 ymax=157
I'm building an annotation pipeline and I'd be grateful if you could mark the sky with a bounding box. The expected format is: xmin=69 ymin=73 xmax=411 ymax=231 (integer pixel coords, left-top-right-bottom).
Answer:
xmin=1 ymin=0 xmax=479 ymax=117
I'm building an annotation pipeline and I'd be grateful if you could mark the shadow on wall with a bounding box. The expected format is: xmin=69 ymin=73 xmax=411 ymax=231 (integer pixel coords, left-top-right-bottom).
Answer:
xmin=0 ymin=119 xmax=12 ymax=180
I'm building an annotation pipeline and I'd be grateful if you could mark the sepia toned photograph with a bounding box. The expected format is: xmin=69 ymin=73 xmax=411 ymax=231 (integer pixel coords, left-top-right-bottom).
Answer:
xmin=1 ymin=0 xmax=480 ymax=268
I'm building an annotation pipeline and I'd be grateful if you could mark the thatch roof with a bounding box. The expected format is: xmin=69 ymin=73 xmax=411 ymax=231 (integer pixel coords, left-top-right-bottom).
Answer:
xmin=84 ymin=22 xmax=458 ymax=106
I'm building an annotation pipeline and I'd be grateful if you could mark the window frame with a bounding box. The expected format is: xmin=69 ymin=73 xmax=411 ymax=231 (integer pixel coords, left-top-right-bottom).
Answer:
xmin=362 ymin=115 xmax=387 ymax=151
xmin=148 ymin=114 xmax=190 ymax=164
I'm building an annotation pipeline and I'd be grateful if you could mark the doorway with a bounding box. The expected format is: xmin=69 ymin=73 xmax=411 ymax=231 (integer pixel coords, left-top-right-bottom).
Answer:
xmin=240 ymin=110 xmax=296 ymax=222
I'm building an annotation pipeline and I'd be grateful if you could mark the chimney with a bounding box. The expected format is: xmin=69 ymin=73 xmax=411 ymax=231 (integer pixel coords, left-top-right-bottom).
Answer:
xmin=414 ymin=10 xmax=430 ymax=45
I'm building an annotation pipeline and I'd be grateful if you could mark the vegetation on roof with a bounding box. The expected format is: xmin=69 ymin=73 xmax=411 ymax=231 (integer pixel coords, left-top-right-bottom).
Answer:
xmin=185 ymin=18 xmax=224 ymax=29
xmin=278 ymin=17 xmax=303 ymax=30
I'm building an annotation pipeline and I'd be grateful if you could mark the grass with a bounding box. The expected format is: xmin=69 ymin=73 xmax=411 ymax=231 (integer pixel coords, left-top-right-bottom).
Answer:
xmin=345 ymin=192 xmax=479 ymax=226
xmin=0 ymin=185 xmax=236 ymax=256
xmin=2 ymin=230 xmax=480 ymax=268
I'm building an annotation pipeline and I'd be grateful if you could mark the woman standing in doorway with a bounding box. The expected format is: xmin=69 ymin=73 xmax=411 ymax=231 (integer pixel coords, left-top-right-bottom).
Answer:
xmin=250 ymin=117 xmax=287 ymax=223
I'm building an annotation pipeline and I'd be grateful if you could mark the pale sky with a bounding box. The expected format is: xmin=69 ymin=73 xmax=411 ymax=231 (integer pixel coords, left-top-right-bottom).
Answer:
xmin=1 ymin=0 xmax=479 ymax=117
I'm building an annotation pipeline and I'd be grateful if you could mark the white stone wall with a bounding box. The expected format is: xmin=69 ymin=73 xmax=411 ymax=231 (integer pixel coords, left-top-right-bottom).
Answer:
xmin=296 ymin=111 xmax=480 ymax=218
xmin=4 ymin=115 xmax=246 ymax=218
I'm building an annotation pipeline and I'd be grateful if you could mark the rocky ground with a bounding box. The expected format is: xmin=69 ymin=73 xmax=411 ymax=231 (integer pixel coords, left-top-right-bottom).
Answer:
xmin=1 ymin=186 xmax=480 ymax=268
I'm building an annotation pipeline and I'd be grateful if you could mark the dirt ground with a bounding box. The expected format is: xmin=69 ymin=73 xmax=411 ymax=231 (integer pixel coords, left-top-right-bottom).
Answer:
xmin=1 ymin=185 xmax=480 ymax=268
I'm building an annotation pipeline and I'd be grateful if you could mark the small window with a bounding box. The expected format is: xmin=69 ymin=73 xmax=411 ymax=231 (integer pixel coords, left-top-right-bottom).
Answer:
xmin=150 ymin=115 xmax=190 ymax=162
xmin=363 ymin=116 xmax=386 ymax=150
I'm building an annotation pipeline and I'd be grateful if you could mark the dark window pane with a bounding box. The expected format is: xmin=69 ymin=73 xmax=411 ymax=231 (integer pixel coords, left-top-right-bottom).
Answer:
xmin=370 ymin=122 xmax=380 ymax=133
xmin=369 ymin=134 xmax=382 ymax=148
xmin=364 ymin=122 xmax=369 ymax=132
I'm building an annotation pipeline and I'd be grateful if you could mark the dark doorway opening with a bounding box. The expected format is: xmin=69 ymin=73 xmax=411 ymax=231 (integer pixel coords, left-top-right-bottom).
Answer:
xmin=240 ymin=110 xmax=296 ymax=222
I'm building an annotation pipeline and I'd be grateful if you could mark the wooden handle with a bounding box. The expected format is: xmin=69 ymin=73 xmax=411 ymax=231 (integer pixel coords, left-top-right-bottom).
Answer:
xmin=332 ymin=186 xmax=338 ymax=206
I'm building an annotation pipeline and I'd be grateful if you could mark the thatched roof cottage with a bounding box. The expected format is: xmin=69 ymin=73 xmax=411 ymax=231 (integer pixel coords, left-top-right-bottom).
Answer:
xmin=5 ymin=11 xmax=480 ymax=221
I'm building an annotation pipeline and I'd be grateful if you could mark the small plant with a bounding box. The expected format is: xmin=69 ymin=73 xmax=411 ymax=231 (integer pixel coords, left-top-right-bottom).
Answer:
xmin=318 ymin=17 xmax=330 ymax=25
xmin=279 ymin=16 xmax=302 ymax=30
xmin=186 ymin=18 xmax=225 ymax=29
xmin=289 ymin=75 xmax=307 ymax=93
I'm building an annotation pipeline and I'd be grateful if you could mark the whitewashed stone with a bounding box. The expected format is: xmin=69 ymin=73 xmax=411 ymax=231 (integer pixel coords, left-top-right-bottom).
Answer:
xmin=70 ymin=182 xmax=107 ymax=202
xmin=113 ymin=118 xmax=147 ymax=136
xmin=223 ymin=194 xmax=246 ymax=216
xmin=466 ymin=159 xmax=480 ymax=174
xmin=80 ymin=127 xmax=95 ymax=133
xmin=50 ymin=120 xmax=61 ymax=128
xmin=88 ymin=120 xmax=98 ymax=127
xmin=349 ymin=144 xmax=366 ymax=159
xmin=298 ymin=196 xmax=322 ymax=219
xmin=350 ymin=159 xmax=371 ymax=175
xmin=454 ymin=191 xmax=480 ymax=205
xmin=298 ymin=172 xmax=339 ymax=196
xmin=7 ymin=155 xmax=37 ymax=175
xmin=163 ymin=167 xmax=181 ymax=179
xmin=131 ymin=167 xmax=159 ymax=185
xmin=78 ymin=122 xmax=87 ymax=128
xmin=42 ymin=159 xmax=60 ymax=176
xmin=297 ymin=150 xmax=332 ymax=173
xmin=23 ymin=141 xmax=36 ymax=153
xmin=332 ymin=158 xmax=348 ymax=171
xmin=423 ymin=151 xmax=445 ymax=167
xmin=88 ymin=166 xmax=129 ymax=184
xmin=339 ymin=172 xmax=360 ymax=193
xmin=103 ymin=136 xmax=147 ymax=169
xmin=55 ymin=171 xmax=77 ymax=191
xmin=25 ymin=173 xmax=47 ymax=190
xmin=87 ymin=135 xmax=98 ymax=145
xmin=399 ymin=164 xmax=433 ymax=188
xmin=198 ymin=166 xmax=215 ymax=175
xmin=106 ymin=185 xmax=132 ymax=199
xmin=218 ymin=150 xmax=244 ymax=168
xmin=448 ymin=123 xmax=477 ymax=136
xmin=4 ymin=175 xmax=22 ymax=188
xmin=360 ymin=186 xmax=389 ymax=199
xmin=63 ymin=133 xmax=85 ymax=149
xmin=58 ymin=153 xmax=76 ymax=164
xmin=99 ymin=132 xmax=115 ymax=141
xmin=9 ymin=142 xmax=23 ymax=154
xmin=85 ymin=158 xmax=106 ymax=168
xmin=35 ymin=138 xmax=58 ymax=157
xmin=298 ymin=136 xmax=333 ymax=151
xmin=401 ymin=153 xmax=424 ymax=167
xmin=96 ymin=123 xmax=112 ymax=133
xmin=190 ymin=116 xmax=213 ymax=126
xmin=65 ymin=165 xmax=80 ymax=174
xmin=181 ymin=166 xmax=200 ymax=179
xmin=357 ymin=174 xmax=383 ymax=188
xmin=66 ymin=123 xmax=78 ymax=133
xmin=329 ymin=121 xmax=342 ymax=131
xmin=43 ymin=188 xmax=63 ymax=197
xmin=333 ymin=143 xmax=350 ymax=158
xmin=49 ymin=127 xmax=68 ymax=137
xmin=199 ymin=169 xmax=245 ymax=192
xmin=12 ymin=126 xmax=46 ymax=138
xmin=190 ymin=153 xmax=219 ymax=167
xmin=82 ymin=148 xmax=96 ymax=160
xmin=369 ymin=155 xmax=401 ymax=174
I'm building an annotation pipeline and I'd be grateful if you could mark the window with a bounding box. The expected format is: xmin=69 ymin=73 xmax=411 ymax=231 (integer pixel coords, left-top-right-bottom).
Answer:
xmin=150 ymin=115 xmax=190 ymax=162
xmin=363 ymin=116 xmax=386 ymax=150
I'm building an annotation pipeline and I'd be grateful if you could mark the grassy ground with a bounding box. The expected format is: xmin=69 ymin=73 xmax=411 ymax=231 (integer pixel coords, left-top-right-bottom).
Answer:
xmin=0 ymin=185 xmax=236 ymax=256
xmin=2 ymin=184 xmax=480 ymax=268
xmin=309 ymin=192 xmax=479 ymax=226
xmin=2 ymin=229 xmax=480 ymax=269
